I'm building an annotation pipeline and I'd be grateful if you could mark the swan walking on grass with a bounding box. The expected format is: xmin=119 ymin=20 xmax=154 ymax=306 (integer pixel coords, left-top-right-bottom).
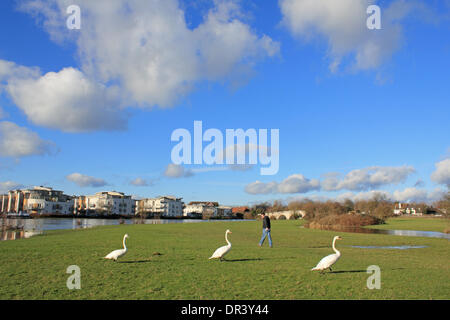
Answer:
xmin=105 ymin=234 xmax=129 ymax=261
xmin=209 ymin=229 xmax=232 ymax=261
xmin=311 ymin=236 xmax=342 ymax=272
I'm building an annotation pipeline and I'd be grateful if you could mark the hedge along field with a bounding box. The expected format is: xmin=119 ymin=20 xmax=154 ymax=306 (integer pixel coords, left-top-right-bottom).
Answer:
xmin=0 ymin=220 xmax=449 ymax=300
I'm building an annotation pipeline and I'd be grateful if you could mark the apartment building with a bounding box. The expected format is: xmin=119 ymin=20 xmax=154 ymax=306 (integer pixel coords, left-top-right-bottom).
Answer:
xmin=216 ymin=206 xmax=233 ymax=218
xmin=183 ymin=201 xmax=222 ymax=219
xmin=183 ymin=203 xmax=213 ymax=218
xmin=2 ymin=186 xmax=74 ymax=215
xmin=137 ymin=196 xmax=183 ymax=217
xmin=74 ymin=191 xmax=136 ymax=216
xmin=1 ymin=194 xmax=8 ymax=214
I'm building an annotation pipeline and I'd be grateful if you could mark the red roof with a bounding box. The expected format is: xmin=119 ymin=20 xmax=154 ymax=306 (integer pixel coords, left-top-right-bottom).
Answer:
xmin=232 ymin=206 xmax=250 ymax=213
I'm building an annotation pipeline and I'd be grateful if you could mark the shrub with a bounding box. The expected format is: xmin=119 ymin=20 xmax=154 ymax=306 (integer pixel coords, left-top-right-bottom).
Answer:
xmin=243 ymin=211 xmax=254 ymax=220
xmin=235 ymin=213 xmax=244 ymax=219
xmin=305 ymin=213 xmax=384 ymax=229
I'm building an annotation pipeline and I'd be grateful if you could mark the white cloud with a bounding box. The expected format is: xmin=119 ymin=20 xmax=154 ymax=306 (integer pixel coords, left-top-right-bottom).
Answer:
xmin=279 ymin=0 xmax=423 ymax=71
xmin=18 ymin=0 xmax=279 ymax=112
xmin=0 ymin=59 xmax=40 ymax=82
xmin=335 ymin=190 xmax=391 ymax=202
xmin=427 ymin=188 xmax=448 ymax=202
xmin=246 ymin=166 xmax=415 ymax=195
xmin=0 ymin=121 xmax=55 ymax=158
xmin=130 ymin=177 xmax=149 ymax=187
xmin=278 ymin=174 xmax=320 ymax=193
xmin=335 ymin=187 xmax=446 ymax=203
xmin=392 ymin=187 xmax=428 ymax=202
xmin=321 ymin=166 xmax=415 ymax=191
xmin=245 ymin=181 xmax=278 ymax=195
xmin=5 ymin=67 xmax=128 ymax=133
xmin=287 ymin=193 xmax=337 ymax=203
xmin=0 ymin=181 xmax=24 ymax=194
xmin=245 ymin=173 xmax=320 ymax=195
xmin=164 ymin=164 xmax=194 ymax=178
xmin=430 ymin=158 xmax=450 ymax=188
xmin=66 ymin=173 xmax=108 ymax=187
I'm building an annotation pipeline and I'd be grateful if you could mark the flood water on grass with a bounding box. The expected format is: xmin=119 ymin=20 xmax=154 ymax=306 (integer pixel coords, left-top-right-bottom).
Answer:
xmin=307 ymin=225 xmax=450 ymax=240
xmin=0 ymin=217 xmax=251 ymax=241
xmin=349 ymin=245 xmax=428 ymax=250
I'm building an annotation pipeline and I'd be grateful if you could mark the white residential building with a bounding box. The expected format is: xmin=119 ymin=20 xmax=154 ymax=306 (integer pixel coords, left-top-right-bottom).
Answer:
xmin=215 ymin=206 xmax=232 ymax=218
xmin=394 ymin=203 xmax=421 ymax=216
xmin=183 ymin=203 xmax=210 ymax=217
xmin=183 ymin=202 xmax=219 ymax=218
xmin=75 ymin=191 xmax=136 ymax=216
xmin=393 ymin=202 xmax=403 ymax=215
xmin=4 ymin=186 xmax=74 ymax=215
xmin=1 ymin=194 xmax=8 ymax=213
xmin=137 ymin=196 xmax=184 ymax=217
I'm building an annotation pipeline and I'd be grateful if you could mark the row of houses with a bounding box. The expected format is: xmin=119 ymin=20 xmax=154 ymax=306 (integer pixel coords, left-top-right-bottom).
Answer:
xmin=0 ymin=186 xmax=234 ymax=218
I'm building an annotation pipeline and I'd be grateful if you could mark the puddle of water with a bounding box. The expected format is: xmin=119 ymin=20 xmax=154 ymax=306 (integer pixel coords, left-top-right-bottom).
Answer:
xmin=349 ymin=245 xmax=428 ymax=250
xmin=308 ymin=225 xmax=450 ymax=240
xmin=379 ymin=229 xmax=450 ymax=239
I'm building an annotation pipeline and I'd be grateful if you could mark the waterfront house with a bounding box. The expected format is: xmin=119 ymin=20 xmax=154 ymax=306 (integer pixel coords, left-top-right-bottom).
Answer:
xmin=184 ymin=201 xmax=219 ymax=219
xmin=216 ymin=206 xmax=233 ymax=218
xmin=75 ymin=191 xmax=136 ymax=216
xmin=3 ymin=186 xmax=74 ymax=215
xmin=137 ymin=196 xmax=184 ymax=217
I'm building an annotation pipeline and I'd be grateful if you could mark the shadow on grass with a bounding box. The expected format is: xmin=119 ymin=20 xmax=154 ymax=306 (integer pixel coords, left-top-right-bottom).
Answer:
xmin=224 ymin=258 xmax=263 ymax=262
xmin=328 ymin=270 xmax=367 ymax=274
xmin=118 ymin=259 xmax=153 ymax=264
xmin=319 ymin=267 xmax=406 ymax=274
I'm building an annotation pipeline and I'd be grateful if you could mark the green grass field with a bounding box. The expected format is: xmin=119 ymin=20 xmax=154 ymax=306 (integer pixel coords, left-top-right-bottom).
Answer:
xmin=366 ymin=216 xmax=450 ymax=233
xmin=0 ymin=218 xmax=449 ymax=300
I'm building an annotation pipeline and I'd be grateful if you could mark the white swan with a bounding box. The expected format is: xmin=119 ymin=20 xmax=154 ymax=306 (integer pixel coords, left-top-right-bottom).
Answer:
xmin=105 ymin=234 xmax=129 ymax=261
xmin=209 ymin=229 xmax=232 ymax=261
xmin=311 ymin=236 xmax=342 ymax=272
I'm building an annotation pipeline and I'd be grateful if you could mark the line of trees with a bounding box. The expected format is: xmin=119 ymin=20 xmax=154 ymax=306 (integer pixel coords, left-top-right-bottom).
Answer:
xmin=245 ymin=192 xmax=450 ymax=220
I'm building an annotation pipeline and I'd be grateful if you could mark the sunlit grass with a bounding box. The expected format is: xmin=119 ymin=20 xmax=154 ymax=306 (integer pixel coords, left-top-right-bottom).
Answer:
xmin=0 ymin=219 xmax=448 ymax=299
xmin=367 ymin=216 xmax=450 ymax=233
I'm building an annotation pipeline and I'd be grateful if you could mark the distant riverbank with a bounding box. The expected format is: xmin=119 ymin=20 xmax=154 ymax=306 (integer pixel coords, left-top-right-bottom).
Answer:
xmin=0 ymin=217 xmax=252 ymax=241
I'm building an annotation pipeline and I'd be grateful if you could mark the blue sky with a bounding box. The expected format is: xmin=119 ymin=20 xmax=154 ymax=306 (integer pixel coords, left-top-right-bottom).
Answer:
xmin=0 ymin=0 xmax=449 ymax=206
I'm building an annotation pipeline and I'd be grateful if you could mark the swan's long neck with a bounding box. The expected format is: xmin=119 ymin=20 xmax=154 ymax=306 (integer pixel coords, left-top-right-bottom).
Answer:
xmin=225 ymin=232 xmax=231 ymax=246
xmin=332 ymin=238 xmax=340 ymax=256
xmin=123 ymin=236 xmax=127 ymax=251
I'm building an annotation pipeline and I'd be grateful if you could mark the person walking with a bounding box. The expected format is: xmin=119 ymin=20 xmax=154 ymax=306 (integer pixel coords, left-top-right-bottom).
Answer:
xmin=258 ymin=212 xmax=273 ymax=248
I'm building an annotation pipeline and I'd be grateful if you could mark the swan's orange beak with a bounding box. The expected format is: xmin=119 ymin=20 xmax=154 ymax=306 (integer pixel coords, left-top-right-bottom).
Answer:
xmin=338 ymin=236 xmax=343 ymax=240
